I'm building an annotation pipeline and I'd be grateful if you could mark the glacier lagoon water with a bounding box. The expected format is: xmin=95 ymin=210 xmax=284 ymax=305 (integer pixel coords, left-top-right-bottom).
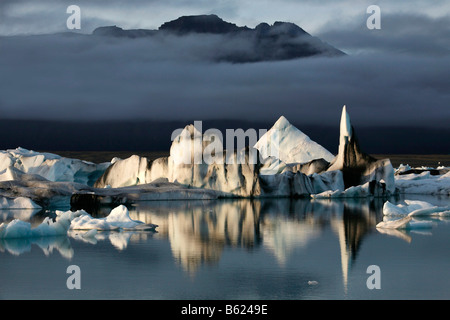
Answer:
xmin=0 ymin=195 xmax=449 ymax=300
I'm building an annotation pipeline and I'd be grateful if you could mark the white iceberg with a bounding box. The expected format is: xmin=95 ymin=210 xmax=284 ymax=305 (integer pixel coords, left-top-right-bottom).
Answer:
xmin=0 ymin=205 xmax=157 ymax=239
xmin=383 ymin=200 xmax=450 ymax=217
xmin=94 ymin=108 xmax=393 ymax=199
xmin=0 ymin=209 xmax=73 ymax=239
xmin=1 ymin=107 xmax=399 ymax=202
xmin=69 ymin=205 xmax=157 ymax=231
xmin=312 ymin=181 xmax=374 ymax=199
xmin=327 ymin=105 xmax=353 ymax=173
xmin=326 ymin=106 xmax=396 ymax=194
xmin=377 ymin=199 xmax=449 ymax=230
xmin=0 ymin=147 xmax=110 ymax=186
xmin=395 ymin=164 xmax=412 ymax=175
xmin=254 ymin=115 xmax=335 ymax=164
xmin=394 ymin=171 xmax=450 ymax=196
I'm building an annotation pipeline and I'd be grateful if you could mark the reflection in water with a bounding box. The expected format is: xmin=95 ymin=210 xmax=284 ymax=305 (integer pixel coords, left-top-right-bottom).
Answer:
xmin=376 ymin=226 xmax=412 ymax=243
xmin=129 ymin=198 xmax=384 ymax=287
xmin=131 ymin=200 xmax=263 ymax=274
xmin=0 ymin=229 xmax=157 ymax=257
xmin=0 ymin=209 xmax=52 ymax=227
xmin=0 ymin=235 xmax=73 ymax=259
xmin=2 ymin=196 xmax=448 ymax=300
xmin=6 ymin=197 xmax=433 ymax=293
xmin=331 ymin=200 xmax=381 ymax=292
xmin=68 ymin=230 xmax=156 ymax=251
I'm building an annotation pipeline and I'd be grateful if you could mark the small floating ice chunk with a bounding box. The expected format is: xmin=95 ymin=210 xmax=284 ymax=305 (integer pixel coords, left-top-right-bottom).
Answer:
xmin=0 ymin=219 xmax=33 ymax=238
xmin=378 ymin=200 xmax=447 ymax=230
xmin=0 ymin=210 xmax=76 ymax=239
xmin=383 ymin=200 xmax=450 ymax=217
xmin=70 ymin=205 xmax=157 ymax=231
xmin=408 ymin=206 xmax=450 ymax=217
xmin=104 ymin=205 xmax=143 ymax=229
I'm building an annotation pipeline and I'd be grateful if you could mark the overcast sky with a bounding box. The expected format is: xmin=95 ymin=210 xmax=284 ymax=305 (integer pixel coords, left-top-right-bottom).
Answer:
xmin=0 ymin=0 xmax=449 ymax=132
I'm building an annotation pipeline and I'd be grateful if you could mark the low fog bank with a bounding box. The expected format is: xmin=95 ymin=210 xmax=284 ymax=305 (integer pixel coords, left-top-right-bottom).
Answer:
xmin=0 ymin=33 xmax=448 ymax=129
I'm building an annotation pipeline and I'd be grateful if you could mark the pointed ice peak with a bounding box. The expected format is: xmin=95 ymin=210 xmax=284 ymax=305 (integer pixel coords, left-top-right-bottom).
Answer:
xmin=327 ymin=105 xmax=354 ymax=172
xmin=255 ymin=115 xmax=335 ymax=164
xmin=340 ymin=105 xmax=352 ymax=140
xmin=272 ymin=115 xmax=291 ymax=129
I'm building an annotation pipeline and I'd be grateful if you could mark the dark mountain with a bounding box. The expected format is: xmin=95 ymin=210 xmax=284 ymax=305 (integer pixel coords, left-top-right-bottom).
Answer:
xmin=93 ymin=25 xmax=156 ymax=38
xmin=92 ymin=14 xmax=345 ymax=62
xmin=159 ymin=14 xmax=248 ymax=34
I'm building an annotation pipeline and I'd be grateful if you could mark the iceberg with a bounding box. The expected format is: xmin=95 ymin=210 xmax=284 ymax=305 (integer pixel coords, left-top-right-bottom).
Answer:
xmin=0 ymin=209 xmax=73 ymax=239
xmin=0 ymin=147 xmax=110 ymax=186
xmin=94 ymin=107 xmax=394 ymax=199
xmin=394 ymin=171 xmax=450 ymax=196
xmin=0 ymin=174 xmax=95 ymax=208
xmin=254 ymin=115 xmax=335 ymax=164
xmin=377 ymin=199 xmax=449 ymax=231
xmin=326 ymin=106 xmax=395 ymax=195
xmin=94 ymin=128 xmax=340 ymax=198
xmin=395 ymin=164 xmax=448 ymax=176
xmin=312 ymin=181 xmax=381 ymax=198
xmin=1 ymin=106 xmax=400 ymax=205
xmin=0 ymin=205 xmax=157 ymax=239
xmin=395 ymin=164 xmax=412 ymax=175
xmin=383 ymin=200 xmax=450 ymax=217
xmin=69 ymin=205 xmax=157 ymax=231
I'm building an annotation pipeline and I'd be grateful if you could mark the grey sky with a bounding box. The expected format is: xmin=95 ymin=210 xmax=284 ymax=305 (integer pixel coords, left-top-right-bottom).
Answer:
xmin=1 ymin=0 xmax=449 ymax=36
xmin=0 ymin=0 xmax=449 ymax=130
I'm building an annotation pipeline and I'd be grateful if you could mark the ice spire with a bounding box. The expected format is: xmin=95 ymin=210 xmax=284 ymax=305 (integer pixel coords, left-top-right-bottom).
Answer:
xmin=337 ymin=105 xmax=353 ymax=159
xmin=340 ymin=105 xmax=352 ymax=143
xmin=328 ymin=105 xmax=353 ymax=172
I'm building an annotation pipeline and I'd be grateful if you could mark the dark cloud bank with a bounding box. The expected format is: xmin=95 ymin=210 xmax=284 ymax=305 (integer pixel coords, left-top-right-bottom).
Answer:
xmin=0 ymin=14 xmax=448 ymax=154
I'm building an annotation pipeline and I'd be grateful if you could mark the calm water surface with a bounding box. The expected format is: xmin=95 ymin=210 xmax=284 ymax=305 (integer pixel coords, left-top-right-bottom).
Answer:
xmin=0 ymin=195 xmax=449 ymax=300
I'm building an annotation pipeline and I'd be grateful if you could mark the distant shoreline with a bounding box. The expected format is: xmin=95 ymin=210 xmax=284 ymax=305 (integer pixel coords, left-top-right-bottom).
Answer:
xmin=373 ymin=154 xmax=449 ymax=168
xmin=38 ymin=151 xmax=450 ymax=168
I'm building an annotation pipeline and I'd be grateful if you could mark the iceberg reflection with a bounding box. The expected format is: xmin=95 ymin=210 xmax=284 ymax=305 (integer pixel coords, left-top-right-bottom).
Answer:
xmin=0 ymin=235 xmax=73 ymax=259
xmin=4 ymin=194 xmax=441 ymax=293
xmin=129 ymin=198 xmax=384 ymax=282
